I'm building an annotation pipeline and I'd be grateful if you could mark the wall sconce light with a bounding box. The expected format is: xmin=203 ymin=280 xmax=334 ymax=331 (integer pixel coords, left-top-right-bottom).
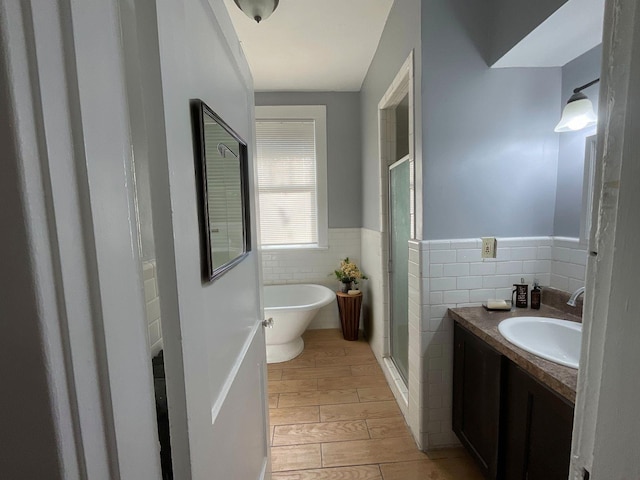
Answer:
xmin=554 ymin=78 xmax=600 ymax=132
xmin=234 ymin=0 xmax=279 ymax=23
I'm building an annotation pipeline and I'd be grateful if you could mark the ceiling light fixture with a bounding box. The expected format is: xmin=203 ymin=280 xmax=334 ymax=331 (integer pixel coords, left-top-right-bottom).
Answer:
xmin=554 ymin=78 xmax=600 ymax=132
xmin=233 ymin=0 xmax=279 ymax=23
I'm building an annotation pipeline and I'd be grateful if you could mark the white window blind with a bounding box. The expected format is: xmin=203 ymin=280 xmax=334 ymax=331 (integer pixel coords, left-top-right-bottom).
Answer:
xmin=256 ymin=120 xmax=318 ymax=246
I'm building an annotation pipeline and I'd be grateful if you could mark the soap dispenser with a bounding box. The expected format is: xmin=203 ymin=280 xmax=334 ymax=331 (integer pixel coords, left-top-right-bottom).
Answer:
xmin=512 ymin=278 xmax=528 ymax=308
xmin=531 ymin=281 xmax=541 ymax=310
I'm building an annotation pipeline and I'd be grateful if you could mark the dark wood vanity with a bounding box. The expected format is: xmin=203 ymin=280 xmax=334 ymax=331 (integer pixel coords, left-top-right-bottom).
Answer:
xmin=450 ymin=302 xmax=580 ymax=480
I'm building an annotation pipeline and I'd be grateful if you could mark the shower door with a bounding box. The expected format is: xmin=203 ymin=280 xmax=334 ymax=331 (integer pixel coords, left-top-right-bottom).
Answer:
xmin=389 ymin=157 xmax=410 ymax=382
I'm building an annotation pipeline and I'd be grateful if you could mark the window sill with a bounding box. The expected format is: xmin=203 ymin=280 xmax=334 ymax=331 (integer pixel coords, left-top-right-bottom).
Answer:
xmin=261 ymin=244 xmax=329 ymax=252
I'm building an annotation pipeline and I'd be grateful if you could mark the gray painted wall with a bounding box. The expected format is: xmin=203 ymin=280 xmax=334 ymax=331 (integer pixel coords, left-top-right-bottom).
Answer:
xmin=489 ymin=0 xmax=567 ymax=65
xmin=554 ymin=44 xmax=602 ymax=237
xmin=255 ymin=92 xmax=362 ymax=228
xmin=360 ymin=0 xmax=421 ymax=231
xmin=421 ymin=0 xmax=561 ymax=240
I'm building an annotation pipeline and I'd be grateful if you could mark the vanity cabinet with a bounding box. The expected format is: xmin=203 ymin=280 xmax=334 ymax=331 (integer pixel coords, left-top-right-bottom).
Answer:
xmin=502 ymin=362 xmax=574 ymax=480
xmin=452 ymin=322 xmax=574 ymax=480
xmin=453 ymin=323 xmax=503 ymax=479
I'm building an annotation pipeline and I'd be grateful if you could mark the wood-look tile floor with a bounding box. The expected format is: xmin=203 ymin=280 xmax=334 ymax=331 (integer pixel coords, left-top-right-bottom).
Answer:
xmin=268 ymin=329 xmax=485 ymax=480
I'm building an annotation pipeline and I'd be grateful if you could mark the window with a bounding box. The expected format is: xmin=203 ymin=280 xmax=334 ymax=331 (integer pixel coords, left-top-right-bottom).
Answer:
xmin=255 ymin=106 xmax=327 ymax=248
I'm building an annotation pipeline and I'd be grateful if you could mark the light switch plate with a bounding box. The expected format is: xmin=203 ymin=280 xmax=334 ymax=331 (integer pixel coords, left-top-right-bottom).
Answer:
xmin=481 ymin=237 xmax=497 ymax=258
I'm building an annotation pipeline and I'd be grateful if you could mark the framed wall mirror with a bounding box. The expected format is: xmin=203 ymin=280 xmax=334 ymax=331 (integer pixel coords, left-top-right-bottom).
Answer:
xmin=190 ymin=99 xmax=251 ymax=283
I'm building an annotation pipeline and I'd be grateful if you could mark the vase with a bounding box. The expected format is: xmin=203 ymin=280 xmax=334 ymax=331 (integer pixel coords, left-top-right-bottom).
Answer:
xmin=336 ymin=291 xmax=363 ymax=341
xmin=340 ymin=281 xmax=352 ymax=293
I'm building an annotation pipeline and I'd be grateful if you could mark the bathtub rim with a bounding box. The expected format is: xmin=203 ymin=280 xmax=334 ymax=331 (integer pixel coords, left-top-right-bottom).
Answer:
xmin=263 ymin=283 xmax=335 ymax=313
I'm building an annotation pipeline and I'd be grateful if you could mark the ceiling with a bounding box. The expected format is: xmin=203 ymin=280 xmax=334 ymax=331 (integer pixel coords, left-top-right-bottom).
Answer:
xmin=492 ymin=0 xmax=605 ymax=68
xmin=223 ymin=0 xmax=604 ymax=90
xmin=222 ymin=0 xmax=394 ymax=92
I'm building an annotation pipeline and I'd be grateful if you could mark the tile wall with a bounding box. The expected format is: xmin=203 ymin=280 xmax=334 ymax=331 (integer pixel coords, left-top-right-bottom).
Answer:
xmin=261 ymin=228 xmax=362 ymax=329
xmin=411 ymin=236 xmax=588 ymax=449
xmin=415 ymin=237 xmax=555 ymax=448
xmin=361 ymin=229 xmax=414 ymax=423
xmin=360 ymin=228 xmax=387 ymax=360
xmin=407 ymin=240 xmax=422 ymax=443
xmin=550 ymin=237 xmax=589 ymax=293
xmin=142 ymin=260 xmax=163 ymax=356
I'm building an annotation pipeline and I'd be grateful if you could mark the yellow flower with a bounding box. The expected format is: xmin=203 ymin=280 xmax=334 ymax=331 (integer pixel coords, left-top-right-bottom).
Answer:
xmin=332 ymin=258 xmax=368 ymax=283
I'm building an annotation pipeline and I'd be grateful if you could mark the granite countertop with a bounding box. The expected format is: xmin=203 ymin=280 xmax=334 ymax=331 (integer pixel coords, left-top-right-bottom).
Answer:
xmin=449 ymin=303 xmax=581 ymax=404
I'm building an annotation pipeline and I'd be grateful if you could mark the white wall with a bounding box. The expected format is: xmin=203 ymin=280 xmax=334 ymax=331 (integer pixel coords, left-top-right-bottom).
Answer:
xmin=361 ymin=228 xmax=387 ymax=359
xmin=262 ymin=228 xmax=361 ymax=329
xmin=550 ymin=237 xmax=588 ymax=292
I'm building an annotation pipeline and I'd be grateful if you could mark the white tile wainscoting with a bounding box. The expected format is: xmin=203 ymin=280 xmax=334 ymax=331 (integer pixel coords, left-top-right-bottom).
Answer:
xmin=361 ymin=233 xmax=588 ymax=451
xmin=142 ymin=260 xmax=163 ymax=356
xmin=411 ymin=236 xmax=587 ymax=449
xmin=261 ymin=228 xmax=362 ymax=329
xmin=361 ymin=228 xmax=413 ymax=424
xmin=360 ymin=228 xmax=387 ymax=359
xmin=550 ymin=237 xmax=589 ymax=293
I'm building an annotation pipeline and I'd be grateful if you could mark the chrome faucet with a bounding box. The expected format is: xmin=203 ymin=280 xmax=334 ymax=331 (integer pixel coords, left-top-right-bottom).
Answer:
xmin=567 ymin=287 xmax=585 ymax=307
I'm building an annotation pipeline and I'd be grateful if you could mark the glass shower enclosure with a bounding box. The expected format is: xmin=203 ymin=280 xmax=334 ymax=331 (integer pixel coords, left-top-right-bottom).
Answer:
xmin=388 ymin=157 xmax=410 ymax=382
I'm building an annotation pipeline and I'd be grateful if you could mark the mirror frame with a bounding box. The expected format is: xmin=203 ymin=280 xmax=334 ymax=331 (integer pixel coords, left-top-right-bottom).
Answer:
xmin=190 ymin=99 xmax=251 ymax=283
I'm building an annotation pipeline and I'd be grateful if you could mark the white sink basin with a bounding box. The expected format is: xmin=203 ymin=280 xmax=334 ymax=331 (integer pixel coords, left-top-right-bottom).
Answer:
xmin=498 ymin=317 xmax=582 ymax=369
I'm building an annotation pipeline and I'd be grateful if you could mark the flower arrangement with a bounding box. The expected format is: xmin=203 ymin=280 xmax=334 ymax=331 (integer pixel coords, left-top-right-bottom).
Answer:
xmin=333 ymin=258 xmax=368 ymax=286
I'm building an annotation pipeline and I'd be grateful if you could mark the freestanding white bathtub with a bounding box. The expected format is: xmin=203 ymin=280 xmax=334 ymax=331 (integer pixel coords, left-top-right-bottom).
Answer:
xmin=264 ymin=284 xmax=335 ymax=363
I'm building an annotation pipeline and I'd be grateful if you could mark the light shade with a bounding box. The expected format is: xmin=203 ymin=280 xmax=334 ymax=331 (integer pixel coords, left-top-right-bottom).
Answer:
xmin=554 ymin=94 xmax=598 ymax=133
xmin=233 ymin=0 xmax=279 ymax=23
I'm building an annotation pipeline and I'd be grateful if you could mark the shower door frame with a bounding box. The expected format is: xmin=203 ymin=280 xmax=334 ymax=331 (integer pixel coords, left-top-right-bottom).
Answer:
xmin=377 ymin=51 xmax=416 ymax=393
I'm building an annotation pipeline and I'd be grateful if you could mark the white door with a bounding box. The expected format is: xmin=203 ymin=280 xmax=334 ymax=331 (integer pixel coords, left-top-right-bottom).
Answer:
xmin=570 ymin=0 xmax=640 ymax=478
xmin=148 ymin=0 xmax=271 ymax=478
xmin=0 ymin=1 xmax=270 ymax=478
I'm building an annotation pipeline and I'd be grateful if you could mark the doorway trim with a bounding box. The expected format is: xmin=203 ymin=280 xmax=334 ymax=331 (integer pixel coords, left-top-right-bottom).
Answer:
xmin=570 ymin=0 xmax=640 ymax=476
xmin=377 ymin=51 xmax=415 ymax=413
xmin=0 ymin=1 xmax=164 ymax=477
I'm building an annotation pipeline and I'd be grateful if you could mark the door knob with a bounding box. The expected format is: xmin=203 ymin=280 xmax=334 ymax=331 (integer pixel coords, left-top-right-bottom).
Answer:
xmin=262 ymin=318 xmax=274 ymax=328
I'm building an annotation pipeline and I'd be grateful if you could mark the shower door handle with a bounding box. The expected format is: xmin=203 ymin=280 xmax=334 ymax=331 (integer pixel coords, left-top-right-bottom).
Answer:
xmin=262 ymin=318 xmax=274 ymax=328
